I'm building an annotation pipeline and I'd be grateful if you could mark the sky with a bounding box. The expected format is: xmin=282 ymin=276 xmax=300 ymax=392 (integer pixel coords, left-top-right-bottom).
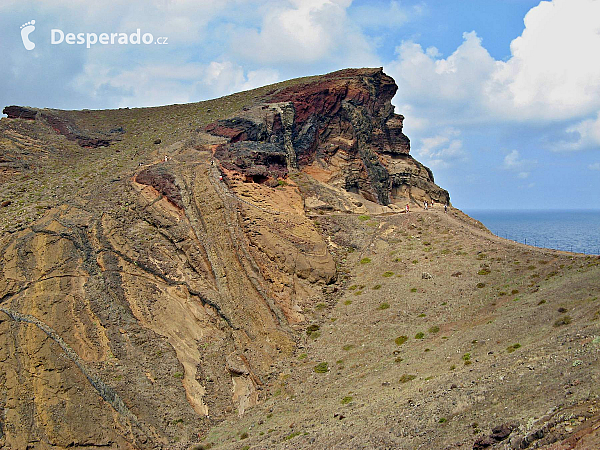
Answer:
xmin=1 ymin=0 xmax=599 ymax=210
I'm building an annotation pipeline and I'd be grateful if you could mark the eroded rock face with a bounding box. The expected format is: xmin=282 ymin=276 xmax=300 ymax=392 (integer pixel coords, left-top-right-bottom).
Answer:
xmin=3 ymin=106 xmax=38 ymax=120
xmin=205 ymin=68 xmax=449 ymax=206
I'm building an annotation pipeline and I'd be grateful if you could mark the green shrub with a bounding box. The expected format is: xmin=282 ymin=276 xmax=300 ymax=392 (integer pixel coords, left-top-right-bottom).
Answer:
xmin=410 ymin=288 xmax=417 ymax=293
xmin=344 ymin=300 xmax=352 ymax=305
xmin=395 ymin=335 xmax=408 ymax=346
xmin=476 ymin=282 xmax=486 ymax=288
xmin=439 ymin=418 xmax=447 ymax=423
xmin=372 ymin=284 xmax=382 ymax=290
xmin=284 ymin=431 xmax=301 ymax=441
xmin=378 ymin=303 xmax=390 ymax=310
xmin=462 ymin=353 xmax=471 ymax=361
xmin=173 ymin=372 xmax=184 ymax=379
xmin=428 ymin=325 xmax=440 ymax=334
xmin=399 ymin=374 xmax=416 ymax=383
xmin=358 ymin=215 xmax=370 ymax=221
xmin=342 ymin=344 xmax=354 ymax=351
xmin=360 ymin=258 xmax=372 ymax=264
xmin=415 ymin=332 xmax=425 ymax=339
xmin=477 ymin=269 xmax=491 ymax=275
xmin=506 ymin=343 xmax=521 ymax=353
xmin=554 ymin=316 xmax=572 ymax=327
xmin=382 ymin=271 xmax=394 ymax=277
xmin=314 ymin=362 xmax=329 ymax=373
xmin=306 ymin=324 xmax=320 ymax=336
xmin=341 ymin=396 xmax=353 ymax=404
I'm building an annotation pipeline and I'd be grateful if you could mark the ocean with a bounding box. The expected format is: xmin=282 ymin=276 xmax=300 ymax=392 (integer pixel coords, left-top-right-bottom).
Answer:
xmin=464 ymin=209 xmax=600 ymax=255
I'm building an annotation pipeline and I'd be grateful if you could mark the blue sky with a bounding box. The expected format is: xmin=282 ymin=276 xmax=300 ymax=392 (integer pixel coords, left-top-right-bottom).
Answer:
xmin=1 ymin=0 xmax=599 ymax=210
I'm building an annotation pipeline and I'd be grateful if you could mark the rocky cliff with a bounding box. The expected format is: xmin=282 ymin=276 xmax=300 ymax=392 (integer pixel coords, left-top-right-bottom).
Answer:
xmin=0 ymin=68 xmax=450 ymax=449
xmin=205 ymin=68 xmax=449 ymax=207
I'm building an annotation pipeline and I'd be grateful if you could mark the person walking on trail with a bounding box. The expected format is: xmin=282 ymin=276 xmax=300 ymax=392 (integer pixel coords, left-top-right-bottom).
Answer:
xmin=406 ymin=204 xmax=410 ymax=213
xmin=424 ymin=201 xmax=428 ymax=210
xmin=444 ymin=203 xmax=448 ymax=213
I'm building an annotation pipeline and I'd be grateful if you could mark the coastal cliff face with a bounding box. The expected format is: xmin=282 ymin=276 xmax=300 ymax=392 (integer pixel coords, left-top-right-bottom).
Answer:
xmin=206 ymin=68 xmax=449 ymax=207
xmin=0 ymin=69 xmax=449 ymax=448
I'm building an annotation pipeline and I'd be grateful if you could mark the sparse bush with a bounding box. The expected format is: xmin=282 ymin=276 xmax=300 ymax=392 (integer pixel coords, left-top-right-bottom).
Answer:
xmin=298 ymin=353 xmax=307 ymax=359
xmin=476 ymin=282 xmax=486 ymax=288
xmin=240 ymin=432 xmax=249 ymax=439
xmin=415 ymin=332 xmax=425 ymax=339
xmin=314 ymin=362 xmax=329 ymax=373
xmin=395 ymin=336 xmax=408 ymax=346
xmin=511 ymin=289 xmax=519 ymax=295
xmin=399 ymin=374 xmax=416 ymax=383
xmin=360 ymin=258 xmax=372 ymax=264
xmin=341 ymin=396 xmax=353 ymax=404
xmin=378 ymin=303 xmax=390 ymax=310
xmin=506 ymin=343 xmax=521 ymax=353
xmin=344 ymin=300 xmax=352 ymax=305
xmin=418 ymin=313 xmax=426 ymax=317
xmin=428 ymin=325 xmax=440 ymax=334
xmin=439 ymin=418 xmax=447 ymax=423
xmin=537 ymin=299 xmax=547 ymax=305
xmin=315 ymin=303 xmax=326 ymax=311
xmin=394 ymin=357 xmax=403 ymax=363
xmin=382 ymin=271 xmax=394 ymax=277
xmin=554 ymin=316 xmax=572 ymax=327
xmin=358 ymin=215 xmax=370 ymax=221
xmin=306 ymin=324 xmax=320 ymax=336
xmin=342 ymin=344 xmax=354 ymax=351
xmin=372 ymin=284 xmax=382 ymax=290
xmin=410 ymin=288 xmax=417 ymax=293
xmin=173 ymin=372 xmax=184 ymax=379
xmin=462 ymin=353 xmax=471 ymax=361
xmin=284 ymin=431 xmax=301 ymax=441
xmin=477 ymin=268 xmax=491 ymax=275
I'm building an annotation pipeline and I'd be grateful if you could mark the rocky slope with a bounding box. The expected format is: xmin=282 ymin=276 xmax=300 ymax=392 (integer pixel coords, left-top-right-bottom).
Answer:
xmin=0 ymin=69 xmax=598 ymax=450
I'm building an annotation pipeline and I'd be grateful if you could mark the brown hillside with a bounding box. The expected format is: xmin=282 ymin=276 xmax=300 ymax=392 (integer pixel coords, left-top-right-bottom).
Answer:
xmin=0 ymin=69 xmax=598 ymax=450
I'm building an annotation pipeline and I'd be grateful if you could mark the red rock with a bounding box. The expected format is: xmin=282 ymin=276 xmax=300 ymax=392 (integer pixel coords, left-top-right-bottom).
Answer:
xmin=3 ymin=106 xmax=37 ymax=120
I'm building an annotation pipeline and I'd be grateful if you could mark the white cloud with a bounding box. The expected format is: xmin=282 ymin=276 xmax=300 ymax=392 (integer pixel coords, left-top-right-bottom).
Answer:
xmin=231 ymin=0 xmax=377 ymax=66
xmin=350 ymin=0 xmax=418 ymax=29
xmin=386 ymin=0 xmax=600 ymax=156
xmin=489 ymin=0 xmax=600 ymax=119
xmin=589 ymin=162 xmax=600 ymax=171
xmin=71 ymin=60 xmax=279 ymax=107
xmin=502 ymin=150 xmax=536 ymax=179
xmin=554 ymin=112 xmax=600 ymax=151
xmin=415 ymin=127 xmax=466 ymax=169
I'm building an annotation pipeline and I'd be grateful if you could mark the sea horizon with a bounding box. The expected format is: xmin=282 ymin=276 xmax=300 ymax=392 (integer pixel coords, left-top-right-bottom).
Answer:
xmin=464 ymin=208 xmax=600 ymax=255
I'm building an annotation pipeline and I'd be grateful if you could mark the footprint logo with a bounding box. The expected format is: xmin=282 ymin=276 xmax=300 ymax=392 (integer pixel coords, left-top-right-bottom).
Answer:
xmin=20 ymin=20 xmax=36 ymax=50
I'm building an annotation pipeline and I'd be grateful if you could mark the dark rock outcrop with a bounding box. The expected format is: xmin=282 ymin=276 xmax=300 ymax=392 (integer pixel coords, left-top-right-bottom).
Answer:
xmin=135 ymin=166 xmax=183 ymax=208
xmin=42 ymin=113 xmax=112 ymax=148
xmin=205 ymin=68 xmax=449 ymax=206
xmin=3 ymin=106 xmax=38 ymax=120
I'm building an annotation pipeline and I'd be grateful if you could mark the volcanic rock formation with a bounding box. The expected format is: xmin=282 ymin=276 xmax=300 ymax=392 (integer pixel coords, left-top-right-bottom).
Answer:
xmin=206 ymin=68 xmax=449 ymax=207
xmin=0 ymin=68 xmax=453 ymax=449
